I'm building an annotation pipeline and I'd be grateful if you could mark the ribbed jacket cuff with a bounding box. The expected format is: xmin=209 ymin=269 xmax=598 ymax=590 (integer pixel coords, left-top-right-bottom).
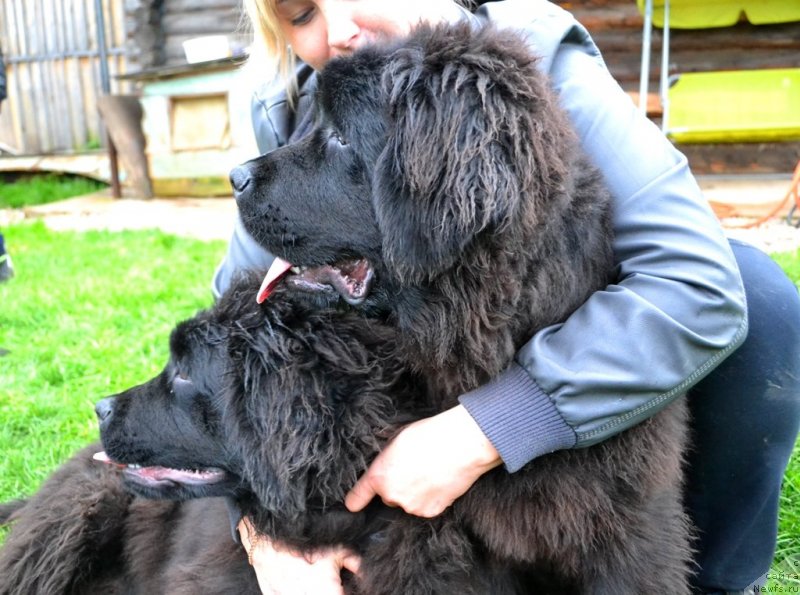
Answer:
xmin=458 ymin=362 xmax=576 ymax=472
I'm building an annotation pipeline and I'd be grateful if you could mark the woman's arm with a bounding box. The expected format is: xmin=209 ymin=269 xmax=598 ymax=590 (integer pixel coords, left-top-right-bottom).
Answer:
xmin=456 ymin=0 xmax=747 ymax=472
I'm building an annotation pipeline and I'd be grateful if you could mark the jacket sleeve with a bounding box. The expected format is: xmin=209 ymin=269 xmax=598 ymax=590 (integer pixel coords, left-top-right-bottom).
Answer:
xmin=459 ymin=1 xmax=748 ymax=471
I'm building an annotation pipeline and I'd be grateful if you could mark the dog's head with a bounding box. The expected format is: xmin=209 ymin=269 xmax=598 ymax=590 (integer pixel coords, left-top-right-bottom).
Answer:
xmin=95 ymin=276 xmax=415 ymax=519
xmin=233 ymin=23 xmax=571 ymax=307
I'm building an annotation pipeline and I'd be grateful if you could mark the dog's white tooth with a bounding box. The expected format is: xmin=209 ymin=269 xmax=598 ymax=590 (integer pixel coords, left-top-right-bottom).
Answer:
xmin=291 ymin=266 xmax=301 ymax=274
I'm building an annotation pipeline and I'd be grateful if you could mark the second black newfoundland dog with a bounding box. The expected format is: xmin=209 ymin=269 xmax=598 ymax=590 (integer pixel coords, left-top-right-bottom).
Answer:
xmin=1 ymin=22 xmax=691 ymax=594
xmin=0 ymin=278 xmax=433 ymax=594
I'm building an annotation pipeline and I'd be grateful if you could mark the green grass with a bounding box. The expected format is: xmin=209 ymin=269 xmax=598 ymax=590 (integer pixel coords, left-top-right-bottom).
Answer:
xmin=773 ymin=250 xmax=800 ymax=291
xmin=0 ymin=174 xmax=107 ymax=209
xmin=0 ymin=217 xmax=799 ymax=577
xmin=772 ymin=247 xmax=800 ymax=578
xmin=0 ymin=221 xmax=224 ymax=501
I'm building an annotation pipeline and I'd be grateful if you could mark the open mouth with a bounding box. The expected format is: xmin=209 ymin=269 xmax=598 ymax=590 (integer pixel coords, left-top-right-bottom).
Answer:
xmin=257 ymin=256 xmax=375 ymax=305
xmin=93 ymin=450 xmax=227 ymax=488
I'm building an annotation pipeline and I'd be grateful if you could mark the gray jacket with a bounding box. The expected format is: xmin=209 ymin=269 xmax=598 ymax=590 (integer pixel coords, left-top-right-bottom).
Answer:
xmin=213 ymin=0 xmax=747 ymax=472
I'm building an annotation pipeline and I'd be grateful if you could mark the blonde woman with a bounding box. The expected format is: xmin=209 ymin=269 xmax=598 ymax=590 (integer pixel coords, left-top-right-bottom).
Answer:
xmin=215 ymin=2 xmax=800 ymax=593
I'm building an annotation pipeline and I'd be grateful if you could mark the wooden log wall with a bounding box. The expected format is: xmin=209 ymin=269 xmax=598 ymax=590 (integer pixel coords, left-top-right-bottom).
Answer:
xmin=556 ymin=0 xmax=800 ymax=90
xmin=161 ymin=0 xmax=246 ymax=65
xmin=125 ymin=0 xmax=245 ymax=70
xmin=555 ymin=0 xmax=800 ymax=174
xmin=0 ymin=0 xmax=129 ymax=155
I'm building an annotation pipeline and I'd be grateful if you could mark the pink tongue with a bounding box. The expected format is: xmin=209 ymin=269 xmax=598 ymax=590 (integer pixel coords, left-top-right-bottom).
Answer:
xmin=257 ymin=257 xmax=293 ymax=303
xmin=93 ymin=451 xmax=126 ymax=468
xmin=93 ymin=451 xmax=224 ymax=484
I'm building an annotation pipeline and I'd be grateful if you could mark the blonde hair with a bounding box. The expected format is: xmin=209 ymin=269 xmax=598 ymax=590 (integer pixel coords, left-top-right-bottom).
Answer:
xmin=242 ymin=0 xmax=479 ymax=101
xmin=243 ymin=0 xmax=298 ymax=99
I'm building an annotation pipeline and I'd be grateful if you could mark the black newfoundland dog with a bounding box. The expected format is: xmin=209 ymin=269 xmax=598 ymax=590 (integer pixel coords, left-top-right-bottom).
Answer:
xmin=1 ymin=22 xmax=691 ymax=594
xmin=0 ymin=279 xmax=431 ymax=594
xmin=230 ymin=21 xmax=691 ymax=592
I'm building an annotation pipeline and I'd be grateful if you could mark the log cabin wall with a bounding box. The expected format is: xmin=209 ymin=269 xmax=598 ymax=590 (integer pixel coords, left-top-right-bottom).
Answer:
xmin=556 ymin=0 xmax=800 ymax=92
xmin=125 ymin=0 xmax=246 ymax=71
xmin=554 ymin=0 xmax=800 ymax=174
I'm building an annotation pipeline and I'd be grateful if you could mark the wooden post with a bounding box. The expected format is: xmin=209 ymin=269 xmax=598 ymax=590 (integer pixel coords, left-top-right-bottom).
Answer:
xmin=94 ymin=0 xmax=121 ymax=198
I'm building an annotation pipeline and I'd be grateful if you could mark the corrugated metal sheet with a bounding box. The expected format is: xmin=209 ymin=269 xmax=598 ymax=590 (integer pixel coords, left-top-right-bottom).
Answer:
xmin=0 ymin=0 xmax=128 ymax=154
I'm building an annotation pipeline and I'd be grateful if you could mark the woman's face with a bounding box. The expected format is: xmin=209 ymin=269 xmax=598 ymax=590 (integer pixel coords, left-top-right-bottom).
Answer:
xmin=273 ymin=0 xmax=457 ymax=71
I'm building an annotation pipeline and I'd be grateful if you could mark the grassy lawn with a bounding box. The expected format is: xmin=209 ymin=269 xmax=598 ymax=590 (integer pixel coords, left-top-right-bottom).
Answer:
xmin=770 ymin=250 xmax=800 ymax=576
xmin=0 ymin=221 xmax=225 ymax=500
xmin=0 ymin=173 xmax=107 ymax=209
xmin=0 ymin=213 xmax=799 ymax=574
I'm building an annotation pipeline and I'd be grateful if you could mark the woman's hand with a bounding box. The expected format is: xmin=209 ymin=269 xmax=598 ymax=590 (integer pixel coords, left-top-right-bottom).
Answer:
xmin=238 ymin=517 xmax=361 ymax=595
xmin=345 ymin=404 xmax=501 ymax=518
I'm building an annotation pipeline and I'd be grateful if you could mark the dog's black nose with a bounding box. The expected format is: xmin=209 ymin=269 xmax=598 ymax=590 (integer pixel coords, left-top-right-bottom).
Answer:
xmin=229 ymin=166 xmax=252 ymax=194
xmin=95 ymin=398 xmax=114 ymax=424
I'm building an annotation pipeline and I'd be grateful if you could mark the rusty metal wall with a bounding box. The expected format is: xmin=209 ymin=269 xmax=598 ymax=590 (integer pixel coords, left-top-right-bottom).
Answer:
xmin=0 ymin=0 xmax=128 ymax=154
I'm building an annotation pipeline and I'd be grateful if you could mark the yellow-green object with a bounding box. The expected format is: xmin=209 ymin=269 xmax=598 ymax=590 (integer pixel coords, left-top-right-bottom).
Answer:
xmin=636 ymin=0 xmax=800 ymax=28
xmin=666 ymin=69 xmax=800 ymax=143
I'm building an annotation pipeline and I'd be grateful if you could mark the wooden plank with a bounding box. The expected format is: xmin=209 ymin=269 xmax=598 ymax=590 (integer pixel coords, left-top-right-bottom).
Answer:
xmin=106 ymin=0 xmax=121 ymax=50
xmin=607 ymin=48 xmax=800 ymax=88
xmin=74 ymin=0 xmax=90 ymax=50
xmin=0 ymin=152 xmax=112 ymax=182
xmin=678 ymin=142 xmax=800 ymax=175
xmin=12 ymin=0 xmax=28 ymax=55
xmin=63 ymin=0 xmax=81 ymax=149
xmin=80 ymin=57 xmax=102 ymax=145
xmin=26 ymin=1 xmax=46 ymax=151
xmin=591 ymin=23 xmax=800 ymax=51
xmin=164 ymin=0 xmax=240 ymax=13
xmin=162 ymin=11 xmax=242 ymax=36
xmin=51 ymin=0 xmax=71 ymax=149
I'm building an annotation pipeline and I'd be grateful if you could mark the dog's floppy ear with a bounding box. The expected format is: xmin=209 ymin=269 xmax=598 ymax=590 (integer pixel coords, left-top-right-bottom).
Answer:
xmin=226 ymin=343 xmax=320 ymax=519
xmin=223 ymin=312 xmax=395 ymax=520
xmin=373 ymin=24 xmax=567 ymax=282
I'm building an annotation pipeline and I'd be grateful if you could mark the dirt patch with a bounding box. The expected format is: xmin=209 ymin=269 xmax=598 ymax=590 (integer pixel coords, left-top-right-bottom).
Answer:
xmin=2 ymin=177 xmax=799 ymax=253
xmin=1 ymin=191 xmax=236 ymax=241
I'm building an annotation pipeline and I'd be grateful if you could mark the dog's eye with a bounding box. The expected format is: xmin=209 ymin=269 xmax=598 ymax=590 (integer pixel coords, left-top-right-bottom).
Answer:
xmin=171 ymin=372 xmax=197 ymax=401
xmin=329 ymin=131 xmax=348 ymax=147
